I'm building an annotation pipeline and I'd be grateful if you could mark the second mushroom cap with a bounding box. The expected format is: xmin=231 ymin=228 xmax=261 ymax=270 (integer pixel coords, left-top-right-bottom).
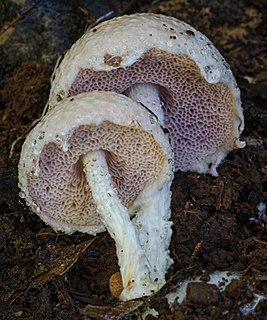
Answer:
xmin=18 ymin=91 xmax=174 ymax=301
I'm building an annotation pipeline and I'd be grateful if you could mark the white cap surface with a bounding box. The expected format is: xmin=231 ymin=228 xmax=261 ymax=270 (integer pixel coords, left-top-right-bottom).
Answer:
xmin=18 ymin=91 xmax=173 ymax=234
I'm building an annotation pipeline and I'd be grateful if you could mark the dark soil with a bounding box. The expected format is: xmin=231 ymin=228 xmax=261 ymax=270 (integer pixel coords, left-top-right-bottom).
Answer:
xmin=0 ymin=1 xmax=266 ymax=319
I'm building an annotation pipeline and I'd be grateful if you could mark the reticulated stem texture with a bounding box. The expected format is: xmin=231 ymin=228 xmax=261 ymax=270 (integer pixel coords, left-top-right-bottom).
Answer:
xmin=82 ymin=150 xmax=157 ymax=301
xmin=132 ymin=179 xmax=173 ymax=289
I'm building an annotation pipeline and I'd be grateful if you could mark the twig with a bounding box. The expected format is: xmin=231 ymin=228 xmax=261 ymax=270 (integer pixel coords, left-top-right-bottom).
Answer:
xmin=9 ymin=136 xmax=25 ymax=159
xmin=190 ymin=240 xmax=204 ymax=262
xmin=184 ymin=210 xmax=210 ymax=226
xmin=253 ymin=237 xmax=267 ymax=245
xmin=0 ymin=1 xmax=41 ymax=38
xmin=87 ymin=10 xmax=114 ymax=30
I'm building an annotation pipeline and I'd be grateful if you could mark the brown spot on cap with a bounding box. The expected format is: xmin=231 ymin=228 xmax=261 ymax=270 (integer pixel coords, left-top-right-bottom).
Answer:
xmin=186 ymin=30 xmax=195 ymax=36
xmin=104 ymin=54 xmax=123 ymax=67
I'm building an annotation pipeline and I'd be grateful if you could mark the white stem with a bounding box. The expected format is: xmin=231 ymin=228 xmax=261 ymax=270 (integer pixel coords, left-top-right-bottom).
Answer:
xmin=83 ymin=150 xmax=157 ymax=301
xmin=125 ymin=83 xmax=165 ymax=125
xmin=131 ymin=177 xmax=174 ymax=289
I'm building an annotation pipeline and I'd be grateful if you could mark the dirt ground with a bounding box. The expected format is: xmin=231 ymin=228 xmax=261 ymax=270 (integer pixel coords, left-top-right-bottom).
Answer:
xmin=0 ymin=1 xmax=266 ymax=319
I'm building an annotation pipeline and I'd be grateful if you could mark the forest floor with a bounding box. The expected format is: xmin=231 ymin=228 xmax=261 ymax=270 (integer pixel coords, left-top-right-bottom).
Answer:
xmin=0 ymin=1 xmax=266 ymax=319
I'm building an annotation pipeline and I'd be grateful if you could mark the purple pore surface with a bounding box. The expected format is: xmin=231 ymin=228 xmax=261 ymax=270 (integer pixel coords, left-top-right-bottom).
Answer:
xmin=28 ymin=122 xmax=165 ymax=229
xmin=68 ymin=48 xmax=234 ymax=172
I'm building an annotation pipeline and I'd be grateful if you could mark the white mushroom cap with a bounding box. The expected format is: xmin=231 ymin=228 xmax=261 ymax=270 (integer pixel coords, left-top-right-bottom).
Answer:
xmin=18 ymin=91 xmax=174 ymax=300
xmin=19 ymin=90 xmax=173 ymax=233
xmin=49 ymin=13 xmax=245 ymax=176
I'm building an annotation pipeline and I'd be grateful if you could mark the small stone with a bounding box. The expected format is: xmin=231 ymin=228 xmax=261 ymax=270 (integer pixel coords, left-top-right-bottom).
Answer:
xmin=225 ymin=279 xmax=245 ymax=298
xmin=200 ymin=270 xmax=211 ymax=282
xmin=186 ymin=282 xmax=221 ymax=305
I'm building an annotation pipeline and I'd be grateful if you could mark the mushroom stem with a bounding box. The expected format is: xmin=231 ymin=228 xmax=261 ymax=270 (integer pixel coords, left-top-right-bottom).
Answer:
xmin=132 ymin=178 xmax=174 ymax=289
xmin=82 ymin=150 xmax=157 ymax=300
xmin=125 ymin=83 xmax=165 ymax=125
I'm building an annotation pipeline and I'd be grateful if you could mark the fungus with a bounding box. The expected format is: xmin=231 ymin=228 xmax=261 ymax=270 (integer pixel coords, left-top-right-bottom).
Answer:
xmin=18 ymin=91 xmax=174 ymax=301
xmin=49 ymin=13 xmax=245 ymax=176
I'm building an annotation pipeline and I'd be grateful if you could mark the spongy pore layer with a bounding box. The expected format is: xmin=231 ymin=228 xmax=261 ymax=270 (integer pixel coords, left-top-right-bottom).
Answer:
xmin=28 ymin=122 xmax=165 ymax=230
xmin=69 ymin=49 xmax=234 ymax=172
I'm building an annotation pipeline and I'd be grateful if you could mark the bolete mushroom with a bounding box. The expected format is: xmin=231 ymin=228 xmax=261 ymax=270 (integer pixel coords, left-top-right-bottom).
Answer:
xmin=49 ymin=13 xmax=245 ymax=176
xmin=18 ymin=91 xmax=174 ymax=301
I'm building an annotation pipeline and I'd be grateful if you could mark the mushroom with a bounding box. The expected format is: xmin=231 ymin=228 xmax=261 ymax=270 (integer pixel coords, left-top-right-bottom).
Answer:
xmin=49 ymin=13 xmax=245 ymax=176
xmin=18 ymin=91 xmax=174 ymax=301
